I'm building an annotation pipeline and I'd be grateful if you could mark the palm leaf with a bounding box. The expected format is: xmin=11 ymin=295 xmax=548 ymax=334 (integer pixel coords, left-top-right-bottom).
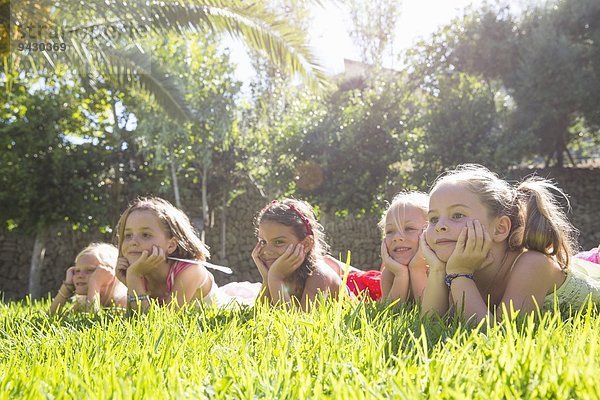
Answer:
xmin=8 ymin=0 xmax=329 ymax=91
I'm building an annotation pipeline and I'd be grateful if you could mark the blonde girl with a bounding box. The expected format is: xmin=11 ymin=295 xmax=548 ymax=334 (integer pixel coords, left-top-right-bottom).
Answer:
xmin=379 ymin=191 xmax=429 ymax=303
xmin=50 ymin=243 xmax=127 ymax=314
xmin=421 ymin=164 xmax=600 ymax=323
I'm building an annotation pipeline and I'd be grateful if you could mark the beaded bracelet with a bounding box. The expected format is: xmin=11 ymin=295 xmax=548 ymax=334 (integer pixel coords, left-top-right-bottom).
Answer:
xmin=127 ymin=294 xmax=149 ymax=303
xmin=444 ymin=273 xmax=475 ymax=288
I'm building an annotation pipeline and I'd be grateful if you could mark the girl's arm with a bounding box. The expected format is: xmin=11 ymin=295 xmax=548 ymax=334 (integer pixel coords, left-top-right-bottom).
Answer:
xmin=266 ymin=244 xmax=306 ymax=307
xmin=419 ymin=235 xmax=450 ymax=317
xmin=50 ymin=267 xmax=75 ymax=315
xmin=251 ymin=243 xmax=272 ymax=305
xmin=380 ymin=242 xmax=410 ymax=302
xmin=87 ymin=264 xmax=118 ymax=311
xmin=300 ymin=263 xmax=342 ymax=311
xmin=170 ymin=265 xmax=214 ymax=307
xmin=407 ymin=244 xmax=429 ymax=303
xmin=444 ymin=221 xmax=493 ymax=323
xmin=125 ymin=247 xmax=166 ymax=312
xmin=500 ymin=252 xmax=564 ymax=316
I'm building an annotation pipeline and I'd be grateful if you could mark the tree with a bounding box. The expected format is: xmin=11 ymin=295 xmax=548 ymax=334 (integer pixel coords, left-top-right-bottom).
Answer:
xmin=446 ymin=1 xmax=600 ymax=166
xmin=0 ymin=72 xmax=114 ymax=298
xmin=347 ymin=0 xmax=402 ymax=68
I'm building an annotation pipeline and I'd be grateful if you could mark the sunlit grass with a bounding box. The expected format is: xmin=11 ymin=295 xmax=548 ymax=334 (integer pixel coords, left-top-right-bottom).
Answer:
xmin=0 ymin=298 xmax=598 ymax=399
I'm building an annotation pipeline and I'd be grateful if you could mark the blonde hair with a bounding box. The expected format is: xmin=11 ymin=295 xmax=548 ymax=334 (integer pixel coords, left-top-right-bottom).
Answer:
xmin=378 ymin=191 xmax=429 ymax=233
xmin=76 ymin=243 xmax=118 ymax=270
xmin=431 ymin=164 xmax=578 ymax=269
xmin=115 ymin=197 xmax=210 ymax=261
xmin=255 ymin=198 xmax=328 ymax=283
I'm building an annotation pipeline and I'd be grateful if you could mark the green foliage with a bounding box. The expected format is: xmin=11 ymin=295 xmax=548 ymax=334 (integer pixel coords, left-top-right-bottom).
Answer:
xmin=299 ymin=78 xmax=410 ymax=214
xmin=1 ymin=299 xmax=599 ymax=398
xmin=444 ymin=0 xmax=600 ymax=167
xmin=0 ymin=72 xmax=113 ymax=233
xmin=410 ymin=72 xmax=521 ymax=179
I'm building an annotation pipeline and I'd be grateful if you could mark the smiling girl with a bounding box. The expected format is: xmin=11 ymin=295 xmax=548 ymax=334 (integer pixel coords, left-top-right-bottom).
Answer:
xmin=50 ymin=243 xmax=127 ymax=315
xmin=379 ymin=191 xmax=429 ymax=303
xmin=115 ymin=197 xmax=219 ymax=312
xmin=252 ymin=199 xmax=343 ymax=310
xmin=420 ymin=164 xmax=600 ymax=323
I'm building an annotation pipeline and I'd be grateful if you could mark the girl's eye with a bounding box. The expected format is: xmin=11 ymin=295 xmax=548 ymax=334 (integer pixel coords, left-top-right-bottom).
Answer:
xmin=452 ymin=213 xmax=465 ymax=219
xmin=429 ymin=217 xmax=439 ymax=224
xmin=142 ymin=233 xmax=152 ymax=238
xmin=274 ymin=240 xmax=285 ymax=246
xmin=405 ymin=226 xmax=416 ymax=231
xmin=385 ymin=230 xmax=394 ymax=235
xmin=258 ymin=239 xmax=267 ymax=246
xmin=124 ymin=233 xmax=132 ymax=239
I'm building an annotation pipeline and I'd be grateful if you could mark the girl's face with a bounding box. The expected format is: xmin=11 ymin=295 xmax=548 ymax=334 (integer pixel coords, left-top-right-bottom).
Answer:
xmin=257 ymin=221 xmax=305 ymax=269
xmin=384 ymin=204 xmax=427 ymax=265
xmin=72 ymin=253 xmax=100 ymax=295
xmin=121 ymin=210 xmax=176 ymax=264
xmin=426 ymin=182 xmax=494 ymax=262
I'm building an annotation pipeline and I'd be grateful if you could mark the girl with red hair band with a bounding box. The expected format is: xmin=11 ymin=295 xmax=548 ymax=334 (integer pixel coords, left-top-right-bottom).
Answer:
xmin=252 ymin=199 xmax=343 ymax=310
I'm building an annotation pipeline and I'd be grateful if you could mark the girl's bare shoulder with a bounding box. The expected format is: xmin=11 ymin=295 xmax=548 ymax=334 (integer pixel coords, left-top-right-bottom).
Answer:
xmin=512 ymin=250 xmax=564 ymax=281
xmin=307 ymin=262 xmax=343 ymax=289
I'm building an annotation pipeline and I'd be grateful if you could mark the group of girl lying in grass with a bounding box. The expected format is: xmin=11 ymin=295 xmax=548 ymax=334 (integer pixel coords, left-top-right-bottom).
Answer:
xmin=51 ymin=164 xmax=600 ymax=324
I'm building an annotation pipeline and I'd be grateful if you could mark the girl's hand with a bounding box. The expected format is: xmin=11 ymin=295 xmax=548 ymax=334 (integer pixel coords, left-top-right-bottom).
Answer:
xmin=446 ymin=220 xmax=492 ymax=275
xmin=408 ymin=237 xmax=426 ymax=270
xmin=88 ymin=264 xmax=116 ymax=305
xmin=128 ymin=246 xmax=166 ymax=276
xmin=420 ymin=234 xmax=446 ymax=273
xmin=268 ymin=244 xmax=305 ymax=279
xmin=64 ymin=266 xmax=75 ymax=285
xmin=116 ymin=257 xmax=129 ymax=285
xmin=380 ymin=241 xmax=409 ymax=276
xmin=251 ymin=242 xmax=268 ymax=281
xmin=89 ymin=264 xmax=115 ymax=287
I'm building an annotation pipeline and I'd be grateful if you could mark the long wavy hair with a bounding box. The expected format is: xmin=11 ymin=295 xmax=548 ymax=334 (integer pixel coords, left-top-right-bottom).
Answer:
xmin=431 ymin=164 xmax=578 ymax=270
xmin=115 ymin=197 xmax=210 ymax=261
xmin=255 ymin=198 xmax=328 ymax=287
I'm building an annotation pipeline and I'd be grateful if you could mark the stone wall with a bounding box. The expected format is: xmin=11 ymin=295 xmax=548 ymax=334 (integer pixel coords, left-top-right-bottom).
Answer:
xmin=1 ymin=167 xmax=597 ymax=300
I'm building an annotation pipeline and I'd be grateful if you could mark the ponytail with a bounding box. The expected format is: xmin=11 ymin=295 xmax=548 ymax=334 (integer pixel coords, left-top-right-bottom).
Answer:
xmin=514 ymin=178 xmax=578 ymax=270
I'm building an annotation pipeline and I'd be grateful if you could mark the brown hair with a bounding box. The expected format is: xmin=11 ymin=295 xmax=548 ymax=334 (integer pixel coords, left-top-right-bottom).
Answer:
xmin=255 ymin=198 xmax=328 ymax=285
xmin=115 ymin=197 xmax=209 ymax=261
xmin=431 ymin=164 xmax=578 ymax=269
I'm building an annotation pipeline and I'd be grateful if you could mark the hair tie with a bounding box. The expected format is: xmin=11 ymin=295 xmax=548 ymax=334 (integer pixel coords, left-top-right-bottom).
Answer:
xmin=286 ymin=203 xmax=313 ymax=236
xmin=261 ymin=200 xmax=313 ymax=236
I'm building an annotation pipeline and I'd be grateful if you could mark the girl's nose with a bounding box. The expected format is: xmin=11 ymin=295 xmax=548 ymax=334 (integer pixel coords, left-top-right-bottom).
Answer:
xmin=392 ymin=232 xmax=405 ymax=241
xmin=435 ymin=223 xmax=448 ymax=233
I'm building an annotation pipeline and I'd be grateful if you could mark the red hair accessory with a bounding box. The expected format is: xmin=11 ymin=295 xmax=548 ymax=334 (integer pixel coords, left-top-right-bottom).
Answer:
xmin=286 ymin=203 xmax=313 ymax=236
xmin=262 ymin=200 xmax=313 ymax=236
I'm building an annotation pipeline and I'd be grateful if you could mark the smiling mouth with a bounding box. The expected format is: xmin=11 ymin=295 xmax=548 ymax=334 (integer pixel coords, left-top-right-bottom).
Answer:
xmin=393 ymin=246 xmax=412 ymax=252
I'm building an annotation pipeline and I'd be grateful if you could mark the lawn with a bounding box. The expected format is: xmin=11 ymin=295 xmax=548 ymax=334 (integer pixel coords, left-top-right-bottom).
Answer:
xmin=0 ymin=298 xmax=598 ymax=399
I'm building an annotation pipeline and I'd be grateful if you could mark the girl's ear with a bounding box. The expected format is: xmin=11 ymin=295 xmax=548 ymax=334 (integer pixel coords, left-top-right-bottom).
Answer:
xmin=492 ymin=215 xmax=512 ymax=242
xmin=166 ymin=237 xmax=178 ymax=255
xmin=303 ymin=235 xmax=315 ymax=252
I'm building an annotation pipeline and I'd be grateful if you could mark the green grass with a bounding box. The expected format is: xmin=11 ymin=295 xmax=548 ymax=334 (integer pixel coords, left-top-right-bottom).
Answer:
xmin=0 ymin=298 xmax=599 ymax=399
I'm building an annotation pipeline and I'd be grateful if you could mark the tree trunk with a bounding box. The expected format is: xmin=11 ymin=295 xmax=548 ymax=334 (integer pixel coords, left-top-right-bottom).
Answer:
xmin=110 ymin=100 xmax=124 ymax=224
xmin=201 ymin=163 xmax=209 ymax=242
xmin=28 ymin=229 xmax=47 ymax=300
xmin=220 ymin=193 xmax=227 ymax=261
xmin=170 ymin=155 xmax=182 ymax=208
